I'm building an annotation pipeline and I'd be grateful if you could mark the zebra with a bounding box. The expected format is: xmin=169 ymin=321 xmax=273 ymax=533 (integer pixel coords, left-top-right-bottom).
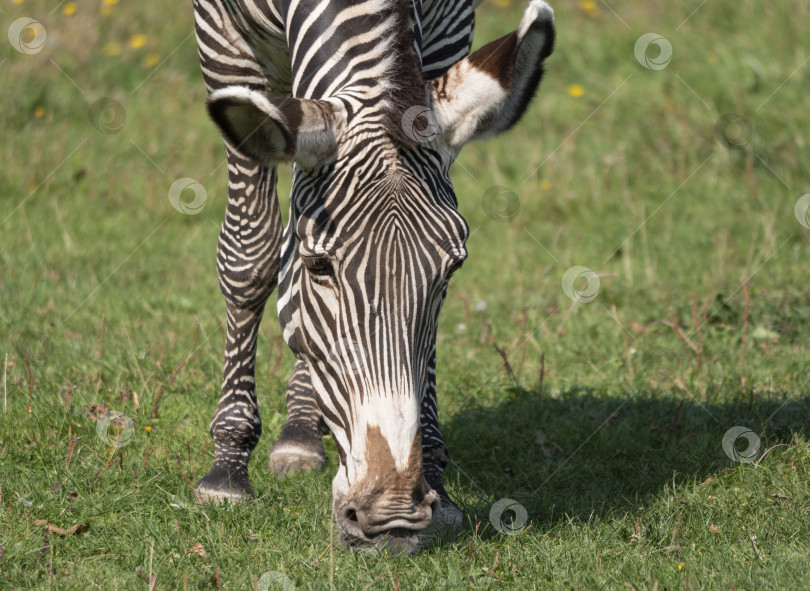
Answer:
xmin=192 ymin=0 xmax=555 ymax=554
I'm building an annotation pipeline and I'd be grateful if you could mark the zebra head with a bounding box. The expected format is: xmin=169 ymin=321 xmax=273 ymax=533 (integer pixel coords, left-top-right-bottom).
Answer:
xmin=206 ymin=0 xmax=554 ymax=553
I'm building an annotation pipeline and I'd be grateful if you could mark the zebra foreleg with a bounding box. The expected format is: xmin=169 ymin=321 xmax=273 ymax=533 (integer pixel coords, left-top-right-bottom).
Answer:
xmin=196 ymin=150 xmax=283 ymax=503
xmin=420 ymin=347 xmax=463 ymax=536
xmin=268 ymin=359 xmax=328 ymax=478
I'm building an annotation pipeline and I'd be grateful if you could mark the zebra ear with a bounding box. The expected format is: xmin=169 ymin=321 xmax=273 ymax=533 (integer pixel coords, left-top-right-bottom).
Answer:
xmin=208 ymin=87 xmax=345 ymax=168
xmin=430 ymin=0 xmax=554 ymax=152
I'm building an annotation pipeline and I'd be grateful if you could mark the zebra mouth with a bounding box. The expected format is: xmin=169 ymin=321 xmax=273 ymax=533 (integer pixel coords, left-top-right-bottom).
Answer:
xmin=339 ymin=527 xmax=421 ymax=556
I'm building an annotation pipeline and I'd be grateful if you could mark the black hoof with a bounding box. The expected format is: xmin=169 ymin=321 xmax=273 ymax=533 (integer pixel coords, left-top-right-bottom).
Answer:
xmin=195 ymin=464 xmax=254 ymax=503
xmin=269 ymin=424 xmax=327 ymax=479
xmin=414 ymin=484 xmax=463 ymax=551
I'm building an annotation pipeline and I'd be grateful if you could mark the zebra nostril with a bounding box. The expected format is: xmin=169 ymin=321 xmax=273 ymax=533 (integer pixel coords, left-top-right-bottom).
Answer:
xmin=342 ymin=506 xmax=359 ymax=523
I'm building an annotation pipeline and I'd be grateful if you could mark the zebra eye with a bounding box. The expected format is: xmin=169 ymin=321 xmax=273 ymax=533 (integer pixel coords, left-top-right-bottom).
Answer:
xmin=302 ymin=255 xmax=335 ymax=278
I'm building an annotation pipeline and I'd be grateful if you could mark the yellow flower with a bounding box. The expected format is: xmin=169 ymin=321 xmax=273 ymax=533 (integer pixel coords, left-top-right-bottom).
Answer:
xmin=144 ymin=53 xmax=160 ymax=67
xmin=100 ymin=5 xmax=114 ymax=16
xmin=34 ymin=106 xmax=45 ymax=118
xmin=63 ymin=2 xmax=77 ymax=15
xmin=129 ymin=34 xmax=147 ymax=50
xmin=145 ymin=426 xmax=152 ymax=433
xmin=13 ymin=0 xmax=24 ymax=4
xmin=579 ymin=0 xmax=598 ymax=16
xmin=568 ymin=84 xmax=585 ymax=98
xmin=102 ymin=42 xmax=122 ymax=56
xmin=678 ymin=563 xmax=685 ymax=571
xmin=540 ymin=179 xmax=551 ymax=191
xmin=103 ymin=0 xmax=119 ymax=4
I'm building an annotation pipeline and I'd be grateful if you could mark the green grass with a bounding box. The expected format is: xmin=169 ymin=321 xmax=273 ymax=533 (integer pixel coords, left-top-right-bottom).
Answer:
xmin=2 ymin=0 xmax=810 ymax=588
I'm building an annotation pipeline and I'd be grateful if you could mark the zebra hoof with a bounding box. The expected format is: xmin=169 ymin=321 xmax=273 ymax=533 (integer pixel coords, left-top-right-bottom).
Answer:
xmin=268 ymin=443 xmax=327 ymax=479
xmin=435 ymin=496 xmax=464 ymax=531
xmin=416 ymin=495 xmax=463 ymax=550
xmin=195 ymin=465 xmax=254 ymax=503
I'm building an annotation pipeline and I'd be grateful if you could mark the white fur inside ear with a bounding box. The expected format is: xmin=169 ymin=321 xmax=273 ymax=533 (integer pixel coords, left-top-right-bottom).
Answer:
xmin=433 ymin=60 xmax=508 ymax=149
xmin=518 ymin=0 xmax=554 ymax=39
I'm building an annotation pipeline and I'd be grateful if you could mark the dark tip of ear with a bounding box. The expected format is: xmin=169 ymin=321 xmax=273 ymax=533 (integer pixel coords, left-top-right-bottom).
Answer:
xmin=206 ymin=97 xmax=231 ymax=132
xmin=532 ymin=14 xmax=556 ymax=61
xmin=207 ymin=95 xmax=290 ymax=164
xmin=206 ymin=96 xmax=255 ymax=155
xmin=497 ymin=17 xmax=556 ymax=134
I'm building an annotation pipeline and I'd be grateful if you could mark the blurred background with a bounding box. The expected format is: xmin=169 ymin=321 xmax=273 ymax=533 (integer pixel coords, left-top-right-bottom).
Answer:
xmin=2 ymin=0 xmax=809 ymax=588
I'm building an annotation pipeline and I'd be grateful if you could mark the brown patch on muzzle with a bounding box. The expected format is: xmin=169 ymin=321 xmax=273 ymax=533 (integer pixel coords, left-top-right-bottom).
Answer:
xmin=340 ymin=426 xmax=438 ymax=538
xmin=364 ymin=425 xmax=423 ymax=494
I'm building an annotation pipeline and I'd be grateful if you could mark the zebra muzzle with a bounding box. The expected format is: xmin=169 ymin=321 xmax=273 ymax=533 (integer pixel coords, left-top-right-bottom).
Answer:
xmin=337 ymin=488 xmax=441 ymax=555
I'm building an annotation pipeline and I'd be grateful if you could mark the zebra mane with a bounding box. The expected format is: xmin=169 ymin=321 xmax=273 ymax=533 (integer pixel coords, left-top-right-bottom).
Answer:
xmin=381 ymin=0 xmax=429 ymax=150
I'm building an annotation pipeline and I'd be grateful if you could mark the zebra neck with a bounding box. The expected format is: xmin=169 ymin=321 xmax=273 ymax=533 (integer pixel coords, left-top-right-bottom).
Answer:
xmin=283 ymin=0 xmax=426 ymax=148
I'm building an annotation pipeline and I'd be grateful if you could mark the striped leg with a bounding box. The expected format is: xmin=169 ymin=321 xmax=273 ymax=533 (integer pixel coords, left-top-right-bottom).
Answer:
xmin=420 ymin=345 xmax=463 ymax=530
xmin=269 ymin=359 xmax=328 ymax=478
xmin=196 ymin=151 xmax=283 ymax=502
xmin=191 ymin=0 xmax=289 ymax=502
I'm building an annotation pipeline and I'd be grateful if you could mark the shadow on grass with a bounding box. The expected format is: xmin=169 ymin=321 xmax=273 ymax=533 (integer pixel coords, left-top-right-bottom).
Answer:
xmin=442 ymin=386 xmax=810 ymax=536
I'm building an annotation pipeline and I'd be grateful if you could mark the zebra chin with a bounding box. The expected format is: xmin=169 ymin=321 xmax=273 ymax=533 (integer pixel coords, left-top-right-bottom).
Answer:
xmin=339 ymin=527 xmax=423 ymax=556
